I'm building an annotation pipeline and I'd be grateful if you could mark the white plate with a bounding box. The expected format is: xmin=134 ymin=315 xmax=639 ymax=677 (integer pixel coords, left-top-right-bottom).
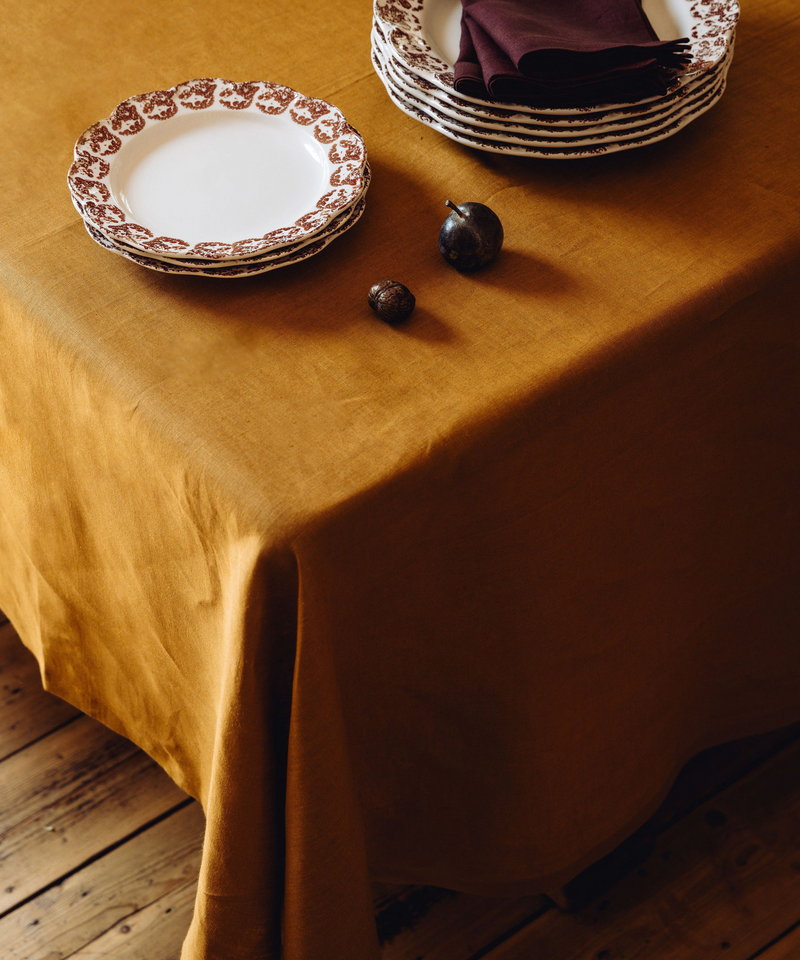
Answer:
xmin=81 ymin=190 xmax=368 ymax=277
xmin=68 ymin=79 xmax=368 ymax=259
xmin=373 ymin=0 xmax=737 ymax=114
xmin=372 ymin=47 xmax=728 ymax=158
xmin=373 ymin=25 xmax=732 ymax=138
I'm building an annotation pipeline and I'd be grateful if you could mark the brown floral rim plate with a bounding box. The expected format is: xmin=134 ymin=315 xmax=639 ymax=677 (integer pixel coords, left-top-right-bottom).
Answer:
xmin=68 ymin=79 xmax=368 ymax=260
xmin=373 ymin=0 xmax=738 ymax=114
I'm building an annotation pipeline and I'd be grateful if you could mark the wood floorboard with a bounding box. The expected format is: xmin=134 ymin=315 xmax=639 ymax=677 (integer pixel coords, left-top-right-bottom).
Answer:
xmin=2 ymin=616 xmax=800 ymax=960
xmin=0 ymin=620 xmax=80 ymax=762
xmin=66 ymin=877 xmax=199 ymax=960
xmin=757 ymin=921 xmax=800 ymax=959
xmin=0 ymin=714 xmax=189 ymax=915
xmin=0 ymin=800 xmax=203 ymax=960
xmin=378 ymin=887 xmax=548 ymax=960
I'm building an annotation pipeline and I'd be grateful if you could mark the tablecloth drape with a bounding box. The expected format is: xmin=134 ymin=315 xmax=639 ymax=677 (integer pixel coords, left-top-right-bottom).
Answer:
xmin=1 ymin=1 xmax=799 ymax=958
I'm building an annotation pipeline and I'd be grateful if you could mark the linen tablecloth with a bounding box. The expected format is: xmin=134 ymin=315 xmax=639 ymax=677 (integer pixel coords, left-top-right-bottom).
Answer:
xmin=1 ymin=1 xmax=799 ymax=958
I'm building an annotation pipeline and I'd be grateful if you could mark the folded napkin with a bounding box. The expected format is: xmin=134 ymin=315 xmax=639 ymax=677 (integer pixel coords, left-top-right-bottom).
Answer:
xmin=454 ymin=0 xmax=691 ymax=106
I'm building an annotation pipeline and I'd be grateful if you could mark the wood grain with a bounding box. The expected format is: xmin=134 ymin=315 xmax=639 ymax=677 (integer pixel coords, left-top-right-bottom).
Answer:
xmin=1 ymin=713 xmax=145 ymax=826
xmin=757 ymin=920 xmax=800 ymax=959
xmin=0 ymin=800 xmax=204 ymax=959
xmin=0 ymin=715 xmax=189 ymax=914
xmin=67 ymin=876 xmax=198 ymax=960
xmin=0 ymin=620 xmax=79 ymax=762
xmin=379 ymin=888 xmax=548 ymax=960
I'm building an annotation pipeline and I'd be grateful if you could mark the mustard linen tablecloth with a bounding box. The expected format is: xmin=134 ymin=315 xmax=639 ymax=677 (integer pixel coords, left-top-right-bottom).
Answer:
xmin=1 ymin=0 xmax=799 ymax=958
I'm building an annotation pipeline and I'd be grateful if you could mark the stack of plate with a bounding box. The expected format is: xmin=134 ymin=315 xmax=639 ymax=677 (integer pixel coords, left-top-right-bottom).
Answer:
xmin=68 ymin=79 xmax=369 ymax=277
xmin=371 ymin=0 xmax=738 ymax=158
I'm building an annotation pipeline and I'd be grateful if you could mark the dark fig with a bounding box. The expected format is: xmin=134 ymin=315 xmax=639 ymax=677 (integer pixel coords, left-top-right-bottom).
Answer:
xmin=368 ymin=280 xmax=416 ymax=324
xmin=438 ymin=200 xmax=503 ymax=271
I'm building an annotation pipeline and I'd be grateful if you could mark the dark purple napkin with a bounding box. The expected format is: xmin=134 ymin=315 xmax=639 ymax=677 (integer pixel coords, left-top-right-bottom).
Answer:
xmin=454 ymin=0 xmax=691 ymax=106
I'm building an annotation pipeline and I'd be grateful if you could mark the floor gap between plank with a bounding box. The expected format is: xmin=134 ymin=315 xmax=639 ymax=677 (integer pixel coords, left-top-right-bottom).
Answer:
xmin=747 ymin=917 xmax=800 ymax=960
xmin=464 ymin=903 xmax=554 ymax=960
xmin=0 ymin=710 xmax=83 ymax=766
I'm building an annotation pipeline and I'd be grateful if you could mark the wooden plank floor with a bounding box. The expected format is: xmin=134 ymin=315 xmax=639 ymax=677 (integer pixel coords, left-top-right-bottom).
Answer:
xmin=3 ymin=613 xmax=800 ymax=959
